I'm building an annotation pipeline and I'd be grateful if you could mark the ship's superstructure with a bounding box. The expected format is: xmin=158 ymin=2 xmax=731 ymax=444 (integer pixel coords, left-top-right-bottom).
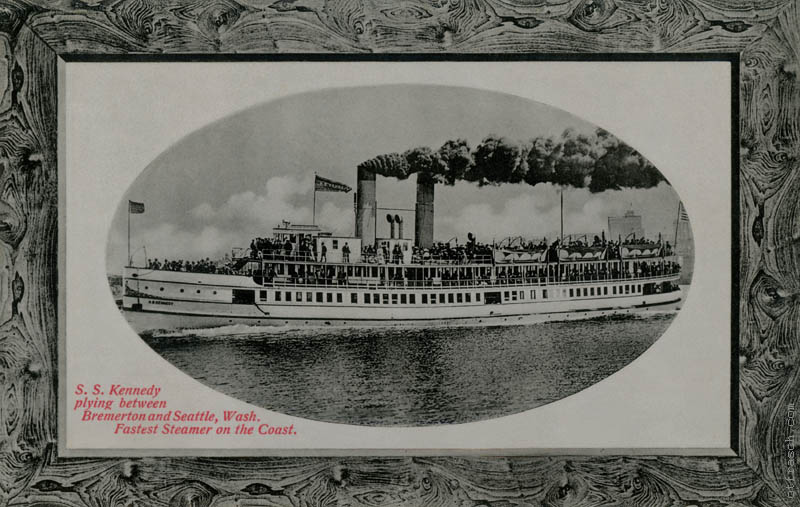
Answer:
xmin=121 ymin=170 xmax=684 ymax=333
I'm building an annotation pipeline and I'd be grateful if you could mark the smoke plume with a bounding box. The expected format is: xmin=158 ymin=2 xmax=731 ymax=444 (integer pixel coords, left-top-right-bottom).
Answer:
xmin=357 ymin=128 xmax=665 ymax=193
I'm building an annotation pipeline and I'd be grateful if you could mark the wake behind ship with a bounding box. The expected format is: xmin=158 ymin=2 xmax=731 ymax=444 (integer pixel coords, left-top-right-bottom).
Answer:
xmin=121 ymin=173 xmax=684 ymax=334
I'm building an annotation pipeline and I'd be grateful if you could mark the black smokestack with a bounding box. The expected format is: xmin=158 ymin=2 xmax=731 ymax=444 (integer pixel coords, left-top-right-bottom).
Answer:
xmin=403 ymin=147 xmax=441 ymax=248
xmin=355 ymin=166 xmax=376 ymax=243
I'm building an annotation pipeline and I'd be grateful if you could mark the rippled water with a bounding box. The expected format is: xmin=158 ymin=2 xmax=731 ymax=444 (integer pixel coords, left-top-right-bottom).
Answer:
xmin=143 ymin=313 xmax=676 ymax=426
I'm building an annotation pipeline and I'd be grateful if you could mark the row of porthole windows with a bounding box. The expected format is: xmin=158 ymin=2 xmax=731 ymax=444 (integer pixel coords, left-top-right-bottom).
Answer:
xmin=263 ymin=290 xmax=483 ymax=305
xmin=502 ymin=283 xmax=643 ymax=302
xmin=145 ymin=286 xmax=218 ymax=296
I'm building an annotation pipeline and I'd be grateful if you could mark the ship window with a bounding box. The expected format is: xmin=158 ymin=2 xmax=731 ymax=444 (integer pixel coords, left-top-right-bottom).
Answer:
xmin=430 ymin=294 xmax=436 ymax=304
xmin=422 ymin=294 xmax=428 ymax=304
xmin=180 ymin=289 xmax=184 ymax=293
xmin=275 ymin=291 xmax=282 ymax=301
xmin=196 ymin=290 xmax=201 ymax=294
xmin=519 ymin=291 xmax=524 ymax=300
xmin=485 ymin=292 xmax=501 ymax=304
xmin=637 ymin=284 xmax=642 ymax=292
xmin=447 ymin=293 xmax=453 ymax=303
xmin=285 ymin=291 xmax=292 ymax=302
xmin=410 ymin=294 xmax=416 ymax=304
xmin=337 ymin=293 xmax=343 ymax=303
xmin=327 ymin=293 xmax=333 ymax=303
xmin=144 ymin=286 xmax=149 ymax=290
xmin=625 ymin=285 xmax=630 ymax=294
xmin=373 ymin=293 xmax=379 ymax=303
xmin=372 ymin=267 xmax=378 ymax=277
xmin=392 ymin=294 xmax=398 ymax=304
xmin=582 ymin=288 xmax=587 ymax=297
xmin=590 ymin=287 xmax=595 ymax=296
xmin=457 ymin=293 xmax=463 ymax=303
xmin=232 ymin=289 xmax=255 ymax=305
xmin=296 ymin=292 xmax=302 ymax=301
xmin=401 ymin=294 xmax=407 ymax=304
xmin=214 ymin=290 xmax=217 ymax=295
xmin=511 ymin=292 xmax=517 ymax=301
xmin=503 ymin=291 xmax=509 ymax=301
xmin=260 ymin=290 xmax=267 ymax=301
xmin=569 ymin=288 xmax=573 ymax=298
xmin=332 ymin=240 xmax=339 ymax=249
xmin=604 ymin=287 xmax=608 ymax=295
xmin=306 ymin=292 xmax=312 ymax=302
xmin=316 ymin=292 xmax=323 ymax=302
xmin=543 ymin=289 xmax=548 ymax=299
xmin=476 ymin=292 xmax=481 ymax=302
xmin=531 ymin=290 xmax=536 ymax=299
xmin=613 ymin=286 xmax=617 ymax=295
xmin=351 ymin=293 xmax=358 ymax=304
xmin=382 ymin=294 xmax=389 ymax=304
xmin=364 ymin=293 xmax=371 ymax=304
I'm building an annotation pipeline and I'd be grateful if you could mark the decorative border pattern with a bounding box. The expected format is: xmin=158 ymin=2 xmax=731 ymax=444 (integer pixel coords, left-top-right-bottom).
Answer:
xmin=0 ymin=0 xmax=798 ymax=504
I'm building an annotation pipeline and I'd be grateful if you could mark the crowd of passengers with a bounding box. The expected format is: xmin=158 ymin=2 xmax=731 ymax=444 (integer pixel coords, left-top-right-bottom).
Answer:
xmin=146 ymin=234 xmax=676 ymax=277
xmin=145 ymin=255 xmax=680 ymax=285
xmin=250 ymin=237 xmax=317 ymax=260
xmin=147 ymin=258 xmax=234 ymax=274
xmin=247 ymin=235 xmax=673 ymax=265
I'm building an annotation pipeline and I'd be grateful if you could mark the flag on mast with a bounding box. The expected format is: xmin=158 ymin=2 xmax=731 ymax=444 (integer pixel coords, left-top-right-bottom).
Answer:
xmin=673 ymin=201 xmax=688 ymax=252
xmin=678 ymin=202 xmax=689 ymax=221
xmin=314 ymin=175 xmax=351 ymax=193
xmin=127 ymin=200 xmax=144 ymax=266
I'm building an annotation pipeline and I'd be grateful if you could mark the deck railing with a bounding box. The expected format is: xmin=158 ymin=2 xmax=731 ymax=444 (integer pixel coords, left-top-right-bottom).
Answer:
xmin=256 ymin=271 xmax=681 ymax=290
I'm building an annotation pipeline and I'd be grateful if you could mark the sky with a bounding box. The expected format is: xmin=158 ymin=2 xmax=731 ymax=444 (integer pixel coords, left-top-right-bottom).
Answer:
xmin=106 ymin=85 xmax=687 ymax=271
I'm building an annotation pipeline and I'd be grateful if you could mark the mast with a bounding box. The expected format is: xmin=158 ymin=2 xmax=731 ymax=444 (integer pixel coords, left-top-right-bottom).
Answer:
xmin=312 ymin=171 xmax=317 ymax=225
xmin=127 ymin=203 xmax=130 ymax=266
xmin=560 ymin=189 xmax=564 ymax=245
xmin=673 ymin=201 xmax=681 ymax=252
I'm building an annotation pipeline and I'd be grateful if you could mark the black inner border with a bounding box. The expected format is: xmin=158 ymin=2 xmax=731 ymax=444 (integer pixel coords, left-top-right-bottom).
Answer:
xmin=62 ymin=52 xmax=741 ymax=454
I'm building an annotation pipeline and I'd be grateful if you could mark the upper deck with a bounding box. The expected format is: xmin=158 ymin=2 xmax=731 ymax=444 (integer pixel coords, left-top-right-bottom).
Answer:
xmin=142 ymin=220 xmax=681 ymax=291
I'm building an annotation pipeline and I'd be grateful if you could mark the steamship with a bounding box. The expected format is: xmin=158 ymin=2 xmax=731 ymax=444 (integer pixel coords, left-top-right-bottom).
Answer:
xmin=121 ymin=170 xmax=684 ymax=333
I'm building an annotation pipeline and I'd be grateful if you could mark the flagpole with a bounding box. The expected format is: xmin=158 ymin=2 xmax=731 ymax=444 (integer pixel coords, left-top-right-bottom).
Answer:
xmin=312 ymin=172 xmax=316 ymax=225
xmin=127 ymin=202 xmax=131 ymax=267
xmin=560 ymin=189 xmax=564 ymax=245
xmin=673 ymin=201 xmax=681 ymax=251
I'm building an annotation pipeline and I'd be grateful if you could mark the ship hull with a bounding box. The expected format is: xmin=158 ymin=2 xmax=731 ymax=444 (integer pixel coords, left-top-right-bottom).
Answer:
xmin=121 ymin=267 xmax=683 ymax=334
xmin=122 ymin=288 xmax=683 ymax=335
xmin=124 ymin=300 xmax=681 ymax=336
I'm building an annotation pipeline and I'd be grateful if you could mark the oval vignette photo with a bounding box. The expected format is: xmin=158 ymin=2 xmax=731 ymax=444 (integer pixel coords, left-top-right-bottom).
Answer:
xmin=105 ymin=85 xmax=694 ymax=427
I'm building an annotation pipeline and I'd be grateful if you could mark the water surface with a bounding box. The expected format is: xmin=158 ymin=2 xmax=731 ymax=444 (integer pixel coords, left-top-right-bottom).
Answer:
xmin=144 ymin=313 xmax=675 ymax=426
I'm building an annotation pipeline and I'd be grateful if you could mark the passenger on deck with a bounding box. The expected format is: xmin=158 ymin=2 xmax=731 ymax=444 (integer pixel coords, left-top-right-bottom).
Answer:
xmin=342 ymin=242 xmax=350 ymax=263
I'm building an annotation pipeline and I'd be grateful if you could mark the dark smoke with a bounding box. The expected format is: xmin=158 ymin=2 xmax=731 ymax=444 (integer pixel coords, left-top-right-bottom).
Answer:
xmin=357 ymin=128 xmax=665 ymax=193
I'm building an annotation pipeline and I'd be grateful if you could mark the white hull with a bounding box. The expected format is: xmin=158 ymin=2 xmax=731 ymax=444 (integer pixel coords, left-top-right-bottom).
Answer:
xmin=124 ymin=299 xmax=681 ymax=335
xmin=121 ymin=267 xmax=682 ymax=335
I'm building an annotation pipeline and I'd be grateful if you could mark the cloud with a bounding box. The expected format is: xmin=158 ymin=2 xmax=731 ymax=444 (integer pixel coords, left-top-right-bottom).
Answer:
xmin=436 ymin=182 xmax=681 ymax=244
xmin=189 ymin=174 xmax=314 ymax=231
xmin=112 ymin=174 xmax=355 ymax=268
xmin=128 ymin=223 xmax=244 ymax=263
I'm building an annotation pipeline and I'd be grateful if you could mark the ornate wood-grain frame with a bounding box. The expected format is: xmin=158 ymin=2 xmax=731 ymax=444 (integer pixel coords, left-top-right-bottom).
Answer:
xmin=0 ymin=1 xmax=798 ymax=505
